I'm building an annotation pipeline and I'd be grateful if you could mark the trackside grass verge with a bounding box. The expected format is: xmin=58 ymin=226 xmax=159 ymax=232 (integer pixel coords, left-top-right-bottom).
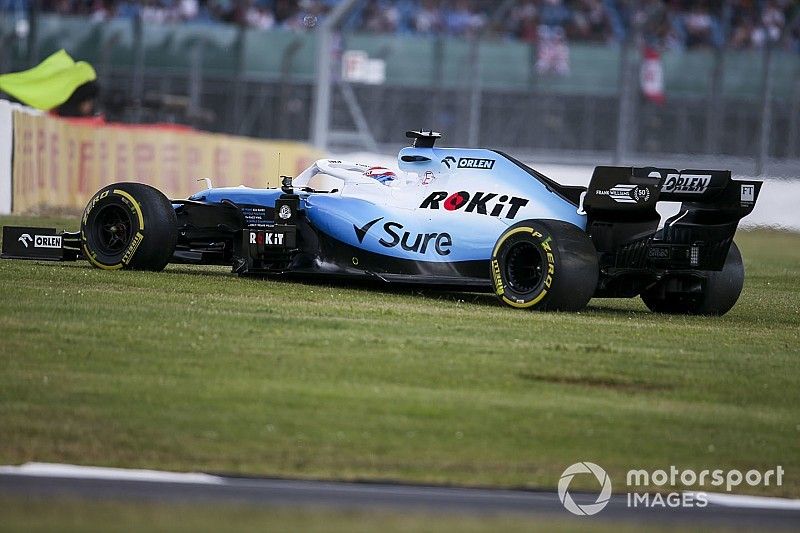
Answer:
xmin=1 ymin=216 xmax=799 ymax=496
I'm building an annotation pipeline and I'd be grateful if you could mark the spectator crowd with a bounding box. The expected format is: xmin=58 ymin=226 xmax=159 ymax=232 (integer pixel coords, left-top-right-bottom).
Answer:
xmin=2 ymin=0 xmax=800 ymax=51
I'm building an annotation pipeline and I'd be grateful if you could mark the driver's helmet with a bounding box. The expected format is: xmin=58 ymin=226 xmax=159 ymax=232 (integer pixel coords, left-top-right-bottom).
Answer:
xmin=364 ymin=166 xmax=397 ymax=185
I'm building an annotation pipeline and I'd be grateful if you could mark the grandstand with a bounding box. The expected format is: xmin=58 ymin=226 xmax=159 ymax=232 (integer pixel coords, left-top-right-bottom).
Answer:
xmin=2 ymin=1 xmax=798 ymax=49
xmin=1 ymin=1 xmax=799 ymax=174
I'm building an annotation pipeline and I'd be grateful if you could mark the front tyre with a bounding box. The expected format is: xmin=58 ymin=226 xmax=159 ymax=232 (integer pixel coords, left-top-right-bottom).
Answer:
xmin=81 ymin=182 xmax=177 ymax=271
xmin=641 ymin=242 xmax=744 ymax=316
xmin=491 ymin=220 xmax=599 ymax=311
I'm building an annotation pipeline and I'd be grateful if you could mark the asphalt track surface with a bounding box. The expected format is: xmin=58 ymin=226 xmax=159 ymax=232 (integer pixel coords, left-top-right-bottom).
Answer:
xmin=1 ymin=464 xmax=799 ymax=529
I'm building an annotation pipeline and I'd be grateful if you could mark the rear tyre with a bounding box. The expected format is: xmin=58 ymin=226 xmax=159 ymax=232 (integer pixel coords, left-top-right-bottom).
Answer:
xmin=491 ymin=220 xmax=599 ymax=311
xmin=641 ymin=242 xmax=744 ymax=316
xmin=81 ymin=182 xmax=177 ymax=271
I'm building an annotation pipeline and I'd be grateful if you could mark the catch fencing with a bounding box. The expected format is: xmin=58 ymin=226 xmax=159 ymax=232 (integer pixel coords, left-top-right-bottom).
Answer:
xmin=1 ymin=12 xmax=798 ymax=177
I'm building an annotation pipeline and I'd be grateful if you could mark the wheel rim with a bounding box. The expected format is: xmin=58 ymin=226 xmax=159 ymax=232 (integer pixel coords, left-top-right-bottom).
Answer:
xmin=91 ymin=203 xmax=134 ymax=255
xmin=504 ymin=241 xmax=545 ymax=294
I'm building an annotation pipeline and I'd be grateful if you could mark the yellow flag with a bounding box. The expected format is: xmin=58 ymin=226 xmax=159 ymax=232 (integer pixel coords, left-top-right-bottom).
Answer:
xmin=0 ymin=49 xmax=97 ymax=110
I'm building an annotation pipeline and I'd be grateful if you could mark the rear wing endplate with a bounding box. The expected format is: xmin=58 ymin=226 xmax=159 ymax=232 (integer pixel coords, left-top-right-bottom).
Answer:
xmin=582 ymin=166 xmax=762 ymax=271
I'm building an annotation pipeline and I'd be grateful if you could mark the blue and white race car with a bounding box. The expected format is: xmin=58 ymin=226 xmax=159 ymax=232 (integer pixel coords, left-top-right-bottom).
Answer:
xmin=1 ymin=131 xmax=762 ymax=314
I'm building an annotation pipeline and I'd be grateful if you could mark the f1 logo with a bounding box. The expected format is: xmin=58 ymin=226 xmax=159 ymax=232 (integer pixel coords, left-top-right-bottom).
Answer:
xmin=741 ymin=184 xmax=755 ymax=203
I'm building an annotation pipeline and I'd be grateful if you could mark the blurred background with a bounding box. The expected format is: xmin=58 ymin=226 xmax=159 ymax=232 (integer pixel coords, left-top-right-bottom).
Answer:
xmin=1 ymin=0 xmax=798 ymax=177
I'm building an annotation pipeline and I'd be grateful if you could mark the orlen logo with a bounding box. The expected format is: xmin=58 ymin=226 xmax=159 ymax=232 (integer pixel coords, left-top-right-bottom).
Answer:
xmin=420 ymin=191 xmax=529 ymax=219
xmin=457 ymin=157 xmax=495 ymax=170
xmin=17 ymin=234 xmax=33 ymax=248
xmin=34 ymin=235 xmax=62 ymax=249
xmin=661 ymin=173 xmax=711 ymax=194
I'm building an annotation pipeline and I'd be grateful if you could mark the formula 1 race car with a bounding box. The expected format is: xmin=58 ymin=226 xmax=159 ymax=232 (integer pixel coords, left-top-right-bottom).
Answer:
xmin=1 ymin=131 xmax=762 ymax=315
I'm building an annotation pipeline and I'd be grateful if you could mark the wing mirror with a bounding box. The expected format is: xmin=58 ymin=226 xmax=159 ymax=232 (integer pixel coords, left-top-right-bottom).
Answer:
xmin=400 ymin=155 xmax=431 ymax=163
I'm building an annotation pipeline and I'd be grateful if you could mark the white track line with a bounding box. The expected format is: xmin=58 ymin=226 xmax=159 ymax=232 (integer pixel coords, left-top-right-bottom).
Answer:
xmin=0 ymin=463 xmax=548 ymax=501
xmin=686 ymin=491 xmax=800 ymax=511
xmin=0 ymin=462 xmax=223 ymax=485
xmin=2 ymin=463 xmax=800 ymax=512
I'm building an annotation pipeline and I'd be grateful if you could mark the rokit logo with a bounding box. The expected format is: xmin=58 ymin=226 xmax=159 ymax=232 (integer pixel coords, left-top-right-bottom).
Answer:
xmin=353 ymin=217 xmax=452 ymax=256
xmin=661 ymin=173 xmax=711 ymax=194
xmin=249 ymin=231 xmax=285 ymax=246
xmin=420 ymin=191 xmax=529 ymax=219
xmin=597 ymin=184 xmax=651 ymax=204
xmin=457 ymin=157 xmax=495 ymax=170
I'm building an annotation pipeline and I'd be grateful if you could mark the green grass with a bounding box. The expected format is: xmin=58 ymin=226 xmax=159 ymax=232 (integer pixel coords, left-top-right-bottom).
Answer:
xmin=0 ymin=215 xmax=799 ymax=497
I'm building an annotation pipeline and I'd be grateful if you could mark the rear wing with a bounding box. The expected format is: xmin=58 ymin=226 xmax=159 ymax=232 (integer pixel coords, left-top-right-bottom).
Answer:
xmin=583 ymin=166 xmax=761 ymax=272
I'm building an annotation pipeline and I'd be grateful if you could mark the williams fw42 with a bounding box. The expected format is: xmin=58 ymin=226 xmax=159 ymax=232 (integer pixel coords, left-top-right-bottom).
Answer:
xmin=1 ymin=131 xmax=761 ymax=314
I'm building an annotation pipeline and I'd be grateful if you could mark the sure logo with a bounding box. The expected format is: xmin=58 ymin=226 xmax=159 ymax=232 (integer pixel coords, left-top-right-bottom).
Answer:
xmin=661 ymin=173 xmax=711 ymax=194
xmin=380 ymin=222 xmax=452 ymax=255
xmin=420 ymin=191 xmax=529 ymax=219
xmin=353 ymin=217 xmax=452 ymax=256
